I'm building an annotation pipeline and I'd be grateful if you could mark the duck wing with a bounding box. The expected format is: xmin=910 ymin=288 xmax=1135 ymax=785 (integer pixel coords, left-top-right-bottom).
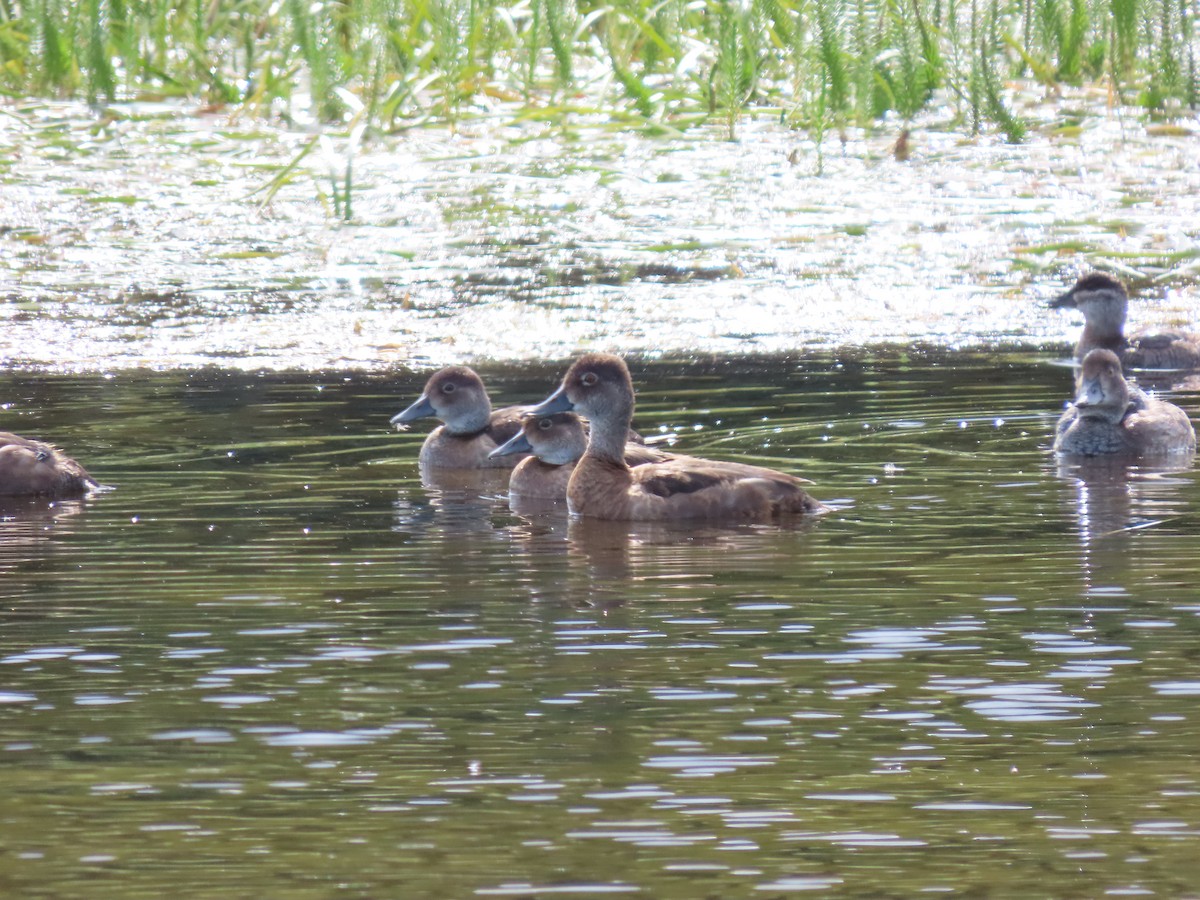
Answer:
xmin=623 ymin=443 xmax=675 ymax=467
xmin=634 ymin=462 xmax=729 ymax=498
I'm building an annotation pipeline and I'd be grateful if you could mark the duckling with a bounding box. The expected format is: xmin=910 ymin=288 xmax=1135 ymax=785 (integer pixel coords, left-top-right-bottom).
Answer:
xmin=390 ymin=366 xmax=528 ymax=469
xmin=1054 ymin=349 xmax=1196 ymax=456
xmin=1050 ymin=273 xmax=1200 ymax=369
xmin=529 ymin=353 xmax=825 ymax=521
xmin=489 ymin=411 xmax=672 ymax=500
xmin=0 ymin=432 xmax=98 ymax=498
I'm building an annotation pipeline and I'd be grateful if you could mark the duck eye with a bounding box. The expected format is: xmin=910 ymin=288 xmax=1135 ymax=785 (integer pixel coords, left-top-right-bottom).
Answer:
xmin=538 ymin=418 xmax=553 ymax=430
xmin=441 ymin=382 xmax=456 ymax=394
xmin=581 ymin=371 xmax=599 ymax=387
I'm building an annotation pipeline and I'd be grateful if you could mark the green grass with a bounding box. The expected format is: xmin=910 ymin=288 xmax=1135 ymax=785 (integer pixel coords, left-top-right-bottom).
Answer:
xmin=0 ymin=0 xmax=1194 ymax=142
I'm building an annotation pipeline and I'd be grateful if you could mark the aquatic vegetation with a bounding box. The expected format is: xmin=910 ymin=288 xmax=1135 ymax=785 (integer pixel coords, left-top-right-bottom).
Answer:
xmin=0 ymin=0 xmax=1194 ymax=140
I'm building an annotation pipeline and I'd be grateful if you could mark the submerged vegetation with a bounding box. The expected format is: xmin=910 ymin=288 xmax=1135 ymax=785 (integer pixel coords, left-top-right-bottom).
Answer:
xmin=0 ymin=0 xmax=1194 ymax=140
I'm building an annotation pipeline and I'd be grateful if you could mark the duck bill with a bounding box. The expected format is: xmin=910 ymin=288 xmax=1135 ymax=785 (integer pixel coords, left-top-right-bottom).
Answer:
xmin=390 ymin=394 xmax=435 ymax=427
xmin=488 ymin=430 xmax=533 ymax=459
xmin=1073 ymin=379 xmax=1103 ymax=409
xmin=1049 ymin=289 xmax=1077 ymax=310
xmin=529 ymin=385 xmax=574 ymax=416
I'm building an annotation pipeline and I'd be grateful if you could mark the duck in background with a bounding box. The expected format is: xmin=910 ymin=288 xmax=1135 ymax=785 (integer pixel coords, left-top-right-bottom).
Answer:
xmin=391 ymin=366 xmax=528 ymax=469
xmin=1053 ymin=349 xmax=1196 ymax=457
xmin=489 ymin=411 xmax=672 ymax=500
xmin=528 ymin=353 xmax=825 ymax=521
xmin=1050 ymin=272 xmax=1200 ymax=369
xmin=0 ymin=431 xmax=98 ymax=498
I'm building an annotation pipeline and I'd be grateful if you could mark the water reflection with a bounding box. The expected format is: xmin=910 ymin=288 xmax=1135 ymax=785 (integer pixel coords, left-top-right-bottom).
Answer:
xmin=1054 ymin=456 xmax=1195 ymax=595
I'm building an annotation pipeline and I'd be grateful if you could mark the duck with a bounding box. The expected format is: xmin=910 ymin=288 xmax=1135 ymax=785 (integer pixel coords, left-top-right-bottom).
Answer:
xmin=1050 ymin=272 xmax=1200 ymax=369
xmin=1053 ymin=349 xmax=1196 ymax=456
xmin=489 ymin=411 xmax=672 ymax=500
xmin=528 ymin=353 xmax=825 ymax=521
xmin=390 ymin=366 xmax=528 ymax=469
xmin=0 ymin=432 xmax=98 ymax=498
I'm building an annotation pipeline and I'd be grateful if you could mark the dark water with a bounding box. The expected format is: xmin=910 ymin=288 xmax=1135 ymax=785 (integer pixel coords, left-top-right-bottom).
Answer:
xmin=3 ymin=351 xmax=1200 ymax=898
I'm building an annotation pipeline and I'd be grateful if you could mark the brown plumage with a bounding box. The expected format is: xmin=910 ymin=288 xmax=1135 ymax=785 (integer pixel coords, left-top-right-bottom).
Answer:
xmin=1051 ymin=273 xmax=1200 ymax=369
xmin=529 ymin=353 xmax=825 ymax=521
xmin=1054 ymin=349 xmax=1196 ymax=456
xmin=489 ymin=411 xmax=671 ymax=500
xmin=390 ymin=366 xmax=528 ymax=469
xmin=0 ymin=431 xmax=98 ymax=498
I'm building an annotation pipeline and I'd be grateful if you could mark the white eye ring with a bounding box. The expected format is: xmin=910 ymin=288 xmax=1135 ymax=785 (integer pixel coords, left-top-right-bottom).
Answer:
xmin=442 ymin=382 xmax=456 ymax=393
xmin=538 ymin=418 xmax=553 ymax=430
xmin=581 ymin=372 xmax=599 ymax=387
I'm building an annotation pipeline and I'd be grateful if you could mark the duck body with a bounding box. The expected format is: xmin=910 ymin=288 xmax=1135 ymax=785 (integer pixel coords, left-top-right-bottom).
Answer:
xmin=529 ymin=353 xmax=824 ymax=521
xmin=490 ymin=411 xmax=669 ymax=501
xmin=0 ymin=432 xmax=98 ymax=498
xmin=1051 ymin=273 xmax=1200 ymax=369
xmin=1124 ymin=332 xmax=1200 ymax=370
xmin=391 ymin=366 xmax=528 ymax=469
xmin=1054 ymin=349 xmax=1196 ymax=456
xmin=566 ymin=453 xmax=822 ymax=521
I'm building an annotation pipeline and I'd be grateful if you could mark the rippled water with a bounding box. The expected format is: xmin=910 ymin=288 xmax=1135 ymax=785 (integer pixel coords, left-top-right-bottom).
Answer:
xmin=3 ymin=352 xmax=1199 ymax=897
xmin=3 ymin=90 xmax=1200 ymax=370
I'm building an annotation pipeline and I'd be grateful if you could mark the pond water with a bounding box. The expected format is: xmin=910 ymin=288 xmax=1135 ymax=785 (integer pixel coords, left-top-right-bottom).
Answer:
xmin=3 ymin=352 xmax=1200 ymax=897
xmin=2 ymin=90 xmax=1200 ymax=371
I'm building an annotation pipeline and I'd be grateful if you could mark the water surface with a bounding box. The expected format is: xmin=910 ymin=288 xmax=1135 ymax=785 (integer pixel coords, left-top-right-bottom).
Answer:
xmin=3 ymin=352 xmax=1199 ymax=897
xmin=2 ymin=90 xmax=1199 ymax=370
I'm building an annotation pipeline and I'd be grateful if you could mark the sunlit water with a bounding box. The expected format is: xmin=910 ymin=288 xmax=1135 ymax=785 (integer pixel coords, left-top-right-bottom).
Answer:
xmin=2 ymin=88 xmax=1200 ymax=370
xmin=2 ymin=353 xmax=1199 ymax=897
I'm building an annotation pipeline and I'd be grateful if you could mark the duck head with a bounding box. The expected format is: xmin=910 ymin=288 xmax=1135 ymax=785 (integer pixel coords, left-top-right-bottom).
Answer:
xmin=489 ymin=411 xmax=587 ymax=465
xmin=1073 ymin=348 xmax=1132 ymax=424
xmin=531 ymin=354 xmax=635 ymax=424
xmin=1051 ymin=272 xmax=1129 ymax=333
xmin=532 ymin=354 xmax=635 ymax=461
xmin=391 ymin=366 xmax=493 ymax=435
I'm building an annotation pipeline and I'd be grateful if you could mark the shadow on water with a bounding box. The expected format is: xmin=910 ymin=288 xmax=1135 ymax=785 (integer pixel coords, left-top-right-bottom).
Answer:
xmin=2 ymin=350 xmax=1200 ymax=897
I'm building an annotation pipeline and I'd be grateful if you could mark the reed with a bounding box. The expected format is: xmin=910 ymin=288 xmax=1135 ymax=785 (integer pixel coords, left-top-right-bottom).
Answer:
xmin=0 ymin=0 xmax=1193 ymax=139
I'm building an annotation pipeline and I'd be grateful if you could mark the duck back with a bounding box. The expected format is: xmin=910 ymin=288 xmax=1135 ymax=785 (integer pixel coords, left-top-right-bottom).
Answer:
xmin=568 ymin=454 xmax=822 ymax=521
xmin=0 ymin=432 xmax=98 ymax=498
xmin=1125 ymin=333 xmax=1200 ymax=370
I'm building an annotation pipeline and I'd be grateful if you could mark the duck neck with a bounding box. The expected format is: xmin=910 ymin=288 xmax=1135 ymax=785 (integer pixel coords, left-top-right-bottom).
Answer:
xmin=444 ymin=402 xmax=492 ymax=437
xmin=585 ymin=411 xmax=632 ymax=465
xmin=1079 ymin=303 xmax=1127 ymax=352
xmin=1078 ymin=325 xmax=1126 ymax=357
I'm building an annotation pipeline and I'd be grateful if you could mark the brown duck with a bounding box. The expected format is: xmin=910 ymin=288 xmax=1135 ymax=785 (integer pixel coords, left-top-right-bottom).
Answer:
xmin=391 ymin=366 xmax=528 ymax=469
xmin=489 ymin=411 xmax=672 ymax=500
xmin=1054 ymin=349 xmax=1196 ymax=456
xmin=1051 ymin=273 xmax=1200 ymax=369
xmin=528 ymin=353 xmax=825 ymax=521
xmin=0 ymin=432 xmax=98 ymax=498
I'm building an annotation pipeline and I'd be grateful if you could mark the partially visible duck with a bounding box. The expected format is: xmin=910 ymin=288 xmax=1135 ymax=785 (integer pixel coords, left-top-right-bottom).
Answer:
xmin=1054 ymin=349 xmax=1196 ymax=456
xmin=0 ymin=432 xmax=98 ymax=498
xmin=1051 ymin=273 xmax=1200 ymax=369
xmin=529 ymin=353 xmax=825 ymax=521
xmin=489 ymin=411 xmax=671 ymax=500
xmin=391 ymin=366 xmax=528 ymax=469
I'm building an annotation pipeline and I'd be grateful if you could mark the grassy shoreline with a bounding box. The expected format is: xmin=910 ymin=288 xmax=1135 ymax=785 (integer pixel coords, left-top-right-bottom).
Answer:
xmin=0 ymin=0 xmax=1194 ymax=139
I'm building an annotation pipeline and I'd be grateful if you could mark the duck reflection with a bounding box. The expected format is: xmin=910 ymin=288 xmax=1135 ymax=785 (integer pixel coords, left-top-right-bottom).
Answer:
xmin=0 ymin=498 xmax=92 ymax=605
xmin=563 ymin=516 xmax=822 ymax=608
xmin=1055 ymin=455 xmax=1194 ymax=593
xmin=392 ymin=466 xmax=511 ymax=538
